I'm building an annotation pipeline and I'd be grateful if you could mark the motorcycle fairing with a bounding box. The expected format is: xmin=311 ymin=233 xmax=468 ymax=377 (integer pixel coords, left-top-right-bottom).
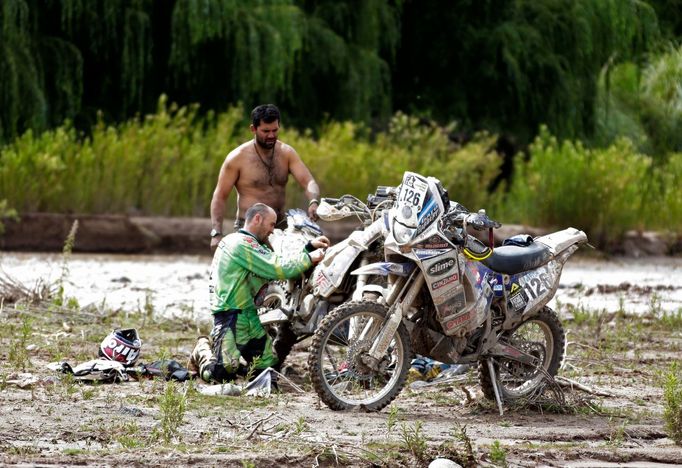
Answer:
xmin=392 ymin=172 xmax=447 ymax=245
xmin=312 ymin=218 xmax=384 ymax=297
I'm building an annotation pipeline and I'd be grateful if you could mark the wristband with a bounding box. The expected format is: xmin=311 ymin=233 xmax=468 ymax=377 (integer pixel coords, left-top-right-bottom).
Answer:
xmin=308 ymin=199 xmax=319 ymax=207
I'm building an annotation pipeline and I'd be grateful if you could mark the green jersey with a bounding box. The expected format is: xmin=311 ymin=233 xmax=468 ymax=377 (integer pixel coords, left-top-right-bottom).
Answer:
xmin=209 ymin=229 xmax=312 ymax=314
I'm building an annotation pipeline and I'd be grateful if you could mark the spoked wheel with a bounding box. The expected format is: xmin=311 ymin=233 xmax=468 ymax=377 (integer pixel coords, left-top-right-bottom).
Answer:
xmin=308 ymin=301 xmax=412 ymax=412
xmin=479 ymin=306 xmax=565 ymax=401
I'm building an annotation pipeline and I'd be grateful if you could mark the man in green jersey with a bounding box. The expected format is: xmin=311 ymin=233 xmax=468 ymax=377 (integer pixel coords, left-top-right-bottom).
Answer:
xmin=190 ymin=203 xmax=329 ymax=383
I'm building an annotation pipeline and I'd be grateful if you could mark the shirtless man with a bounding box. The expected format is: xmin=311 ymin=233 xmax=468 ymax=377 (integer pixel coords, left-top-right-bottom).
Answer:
xmin=209 ymin=104 xmax=321 ymax=250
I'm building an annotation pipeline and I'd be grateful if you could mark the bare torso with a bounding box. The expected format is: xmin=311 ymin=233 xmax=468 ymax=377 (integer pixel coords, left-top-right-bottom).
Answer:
xmin=233 ymin=140 xmax=291 ymax=219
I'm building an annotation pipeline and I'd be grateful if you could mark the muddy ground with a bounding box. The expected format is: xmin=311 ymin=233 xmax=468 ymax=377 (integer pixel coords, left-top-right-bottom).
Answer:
xmin=1 ymin=280 xmax=681 ymax=468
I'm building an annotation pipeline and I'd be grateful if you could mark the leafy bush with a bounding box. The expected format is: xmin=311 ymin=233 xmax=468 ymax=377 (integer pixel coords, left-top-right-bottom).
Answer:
xmin=497 ymin=127 xmax=682 ymax=245
xmin=663 ymin=363 xmax=682 ymax=445
xmin=2 ymin=100 xmax=681 ymax=246
xmin=287 ymin=112 xmax=501 ymax=210
xmin=0 ymin=96 xmax=244 ymax=216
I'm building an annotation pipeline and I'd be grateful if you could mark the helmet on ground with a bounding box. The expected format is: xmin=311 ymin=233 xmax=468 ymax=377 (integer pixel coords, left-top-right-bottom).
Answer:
xmin=99 ymin=328 xmax=141 ymax=366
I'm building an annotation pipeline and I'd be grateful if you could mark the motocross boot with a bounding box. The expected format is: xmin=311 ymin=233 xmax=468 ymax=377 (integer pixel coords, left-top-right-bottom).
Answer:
xmin=189 ymin=336 xmax=216 ymax=382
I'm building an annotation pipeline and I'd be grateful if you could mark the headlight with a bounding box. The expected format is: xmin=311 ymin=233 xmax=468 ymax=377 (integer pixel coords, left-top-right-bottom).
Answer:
xmin=393 ymin=219 xmax=416 ymax=244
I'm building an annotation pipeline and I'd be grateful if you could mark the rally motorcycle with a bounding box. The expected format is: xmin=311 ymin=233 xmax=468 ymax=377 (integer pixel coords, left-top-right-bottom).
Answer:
xmin=307 ymin=171 xmax=587 ymax=413
xmin=257 ymin=187 xmax=396 ymax=364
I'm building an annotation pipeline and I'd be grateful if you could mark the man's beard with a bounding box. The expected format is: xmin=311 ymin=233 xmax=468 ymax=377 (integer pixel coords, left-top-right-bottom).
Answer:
xmin=256 ymin=135 xmax=276 ymax=149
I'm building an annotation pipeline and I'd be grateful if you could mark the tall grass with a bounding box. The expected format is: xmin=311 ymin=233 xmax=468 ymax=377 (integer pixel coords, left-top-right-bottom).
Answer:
xmin=1 ymin=100 xmax=681 ymax=246
xmin=496 ymin=127 xmax=682 ymax=245
xmin=0 ymin=96 xmax=244 ymax=217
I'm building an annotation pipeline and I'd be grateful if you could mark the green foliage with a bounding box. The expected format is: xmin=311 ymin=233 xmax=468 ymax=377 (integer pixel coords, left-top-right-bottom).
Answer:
xmin=288 ymin=113 xmax=501 ymax=210
xmin=498 ymin=127 xmax=682 ymax=244
xmin=399 ymin=420 xmax=427 ymax=461
xmin=596 ymin=44 xmax=682 ymax=158
xmin=8 ymin=315 xmax=32 ymax=371
xmin=395 ymin=0 xmax=660 ymax=142
xmin=0 ymin=199 xmax=17 ymax=235
xmin=0 ymin=97 xmax=242 ymax=216
xmin=489 ymin=440 xmax=508 ymax=467
xmin=154 ymin=381 xmax=187 ymax=444
xmin=0 ymin=0 xmax=671 ymax=149
xmin=663 ymin=363 xmax=682 ymax=445
xmin=2 ymin=100 xmax=681 ymax=244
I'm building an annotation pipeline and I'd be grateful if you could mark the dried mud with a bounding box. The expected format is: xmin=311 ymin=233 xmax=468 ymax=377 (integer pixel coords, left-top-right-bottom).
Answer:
xmin=0 ymin=255 xmax=681 ymax=466
xmin=0 ymin=314 xmax=680 ymax=467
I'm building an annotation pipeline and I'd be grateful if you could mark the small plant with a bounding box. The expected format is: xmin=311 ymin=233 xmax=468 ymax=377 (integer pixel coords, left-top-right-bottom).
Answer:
xmin=649 ymin=293 xmax=662 ymax=316
xmin=61 ymin=372 xmax=79 ymax=397
xmin=116 ymin=421 xmax=145 ymax=449
xmin=607 ymin=417 xmax=628 ymax=447
xmin=141 ymin=290 xmax=154 ymax=326
xmin=8 ymin=316 xmax=33 ymax=371
xmin=55 ymin=221 xmax=78 ymax=307
xmin=241 ymin=356 xmax=263 ymax=393
xmin=663 ymin=363 xmax=682 ymax=445
xmin=452 ymin=422 xmax=477 ymax=466
xmin=400 ymin=420 xmax=428 ymax=461
xmin=489 ymin=440 xmax=507 ymax=466
xmin=154 ymin=381 xmax=187 ymax=444
xmin=387 ymin=405 xmax=401 ymax=434
xmin=294 ymin=416 xmax=308 ymax=435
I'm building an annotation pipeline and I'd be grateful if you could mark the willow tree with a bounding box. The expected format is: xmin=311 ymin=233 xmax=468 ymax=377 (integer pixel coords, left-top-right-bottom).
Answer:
xmin=0 ymin=0 xmax=154 ymax=142
xmin=168 ymin=0 xmax=401 ymax=127
xmin=394 ymin=0 xmax=660 ymax=143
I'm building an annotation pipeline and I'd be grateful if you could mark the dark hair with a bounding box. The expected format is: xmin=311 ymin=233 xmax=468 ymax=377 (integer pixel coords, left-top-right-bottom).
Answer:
xmin=244 ymin=203 xmax=273 ymax=222
xmin=251 ymin=104 xmax=280 ymax=128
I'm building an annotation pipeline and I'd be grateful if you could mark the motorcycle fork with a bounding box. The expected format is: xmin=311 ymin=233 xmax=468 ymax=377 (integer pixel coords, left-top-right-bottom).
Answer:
xmin=365 ymin=270 xmax=423 ymax=365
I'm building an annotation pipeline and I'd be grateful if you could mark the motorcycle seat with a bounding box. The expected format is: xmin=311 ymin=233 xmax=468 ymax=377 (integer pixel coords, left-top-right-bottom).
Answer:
xmin=481 ymin=243 xmax=551 ymax=275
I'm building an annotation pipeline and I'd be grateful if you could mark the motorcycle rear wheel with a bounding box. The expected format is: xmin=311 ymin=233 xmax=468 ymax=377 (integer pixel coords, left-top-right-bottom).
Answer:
xmin=307 ymin=301 xmax=412 ymax=411
xmin=479 ymin=306 xmax=565 ymax=402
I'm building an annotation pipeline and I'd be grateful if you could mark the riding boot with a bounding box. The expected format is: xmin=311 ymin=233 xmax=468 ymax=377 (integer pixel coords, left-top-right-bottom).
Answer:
xmin=189 ymin=336 xmax=216 ymax=382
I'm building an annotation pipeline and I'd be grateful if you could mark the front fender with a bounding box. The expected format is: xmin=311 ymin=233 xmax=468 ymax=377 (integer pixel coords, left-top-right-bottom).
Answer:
xmin=351 ymin=262 xmax=416 ymax=277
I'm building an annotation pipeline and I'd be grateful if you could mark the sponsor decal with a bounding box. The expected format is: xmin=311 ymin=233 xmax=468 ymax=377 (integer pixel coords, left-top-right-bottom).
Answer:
xmin=415 ymin=205 xmax=440 ymax=235
xmin=243 ymin=236 xmax=269 ymax=255
xmin=415 ymin=234 xmax=450 ymax=250
xmin=444 ymin=310 xmax=472 ymax=331
xmin=431 ymin=273 xmax=459 ymax=290
xmin=508 ymin=291 xmax=526 ymax=311
xmin=314 ymin=271 xmax=332 ymax=291
xmin=414 ymin=248 xmax=449 ymax=259
xmin=427 ymin=258 xmax=456 ymax=276
xmin=437 ymin=292 xmax=466 ymax=316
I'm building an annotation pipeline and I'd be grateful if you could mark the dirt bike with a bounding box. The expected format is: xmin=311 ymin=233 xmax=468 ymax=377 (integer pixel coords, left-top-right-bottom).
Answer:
xmin=307 ymin=171 xmax=587 ymax=413
xmin=257 ymin=186 xmax=396 ymax=364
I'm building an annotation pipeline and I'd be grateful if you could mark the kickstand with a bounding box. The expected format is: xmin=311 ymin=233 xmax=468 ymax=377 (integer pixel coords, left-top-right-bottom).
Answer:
xmin=486 ymin=358 xmax=504 ymax=416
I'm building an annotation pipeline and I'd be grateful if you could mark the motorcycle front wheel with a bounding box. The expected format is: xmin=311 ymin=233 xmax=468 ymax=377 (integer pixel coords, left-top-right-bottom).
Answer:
xmin=479 ymin=306 xmax=565 ymax=402
xmin=307 ymin=301 xmax=412 ymax=411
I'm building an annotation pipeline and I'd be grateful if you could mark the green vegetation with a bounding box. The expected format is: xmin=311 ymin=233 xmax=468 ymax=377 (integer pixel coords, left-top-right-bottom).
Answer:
xmin=153 ymin=381 xmax=187 ymax=444
xmin=489 ymin=440 xmax=508 ymax=467
xmin=663 ymin=363 xmax=682 ymax=445
xmin=7 ymin=315 xmax=32 ymax=371
xmin=497 ymin=127 xmax=682 ymax=245
xmin=1 ymin=101 xmax=681 ymax=248
xmin=399 ymin=420 xmax=428 ymax=462
xmin=1 ymin=0 xmax=669 ymax=146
